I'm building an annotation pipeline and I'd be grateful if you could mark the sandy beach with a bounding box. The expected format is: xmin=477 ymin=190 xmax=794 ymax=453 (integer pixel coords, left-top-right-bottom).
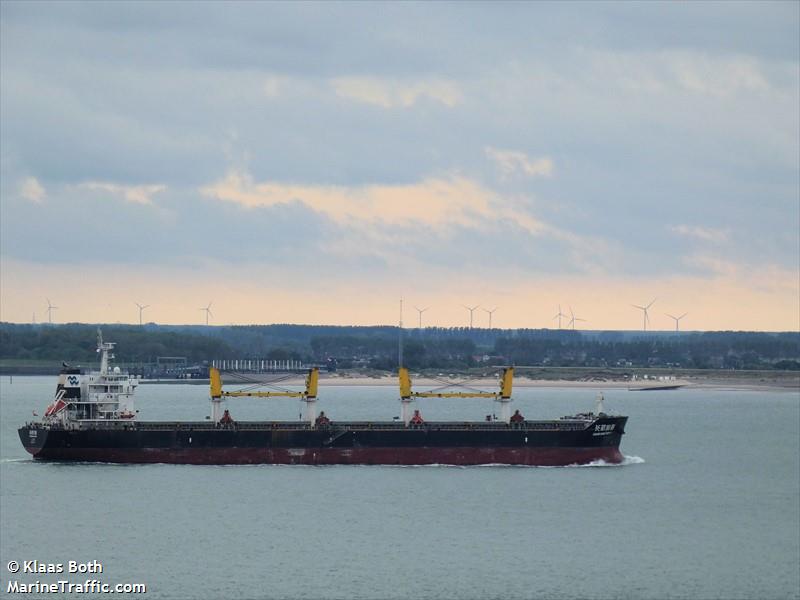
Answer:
xmin=208 ymin=372 xmax=800 ymax=392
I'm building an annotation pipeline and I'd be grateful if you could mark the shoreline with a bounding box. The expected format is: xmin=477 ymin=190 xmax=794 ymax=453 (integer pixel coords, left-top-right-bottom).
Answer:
xmin=129 ymin=373 xmax=798 ymax=392
xmin=320 ymin=375 xmax=799 ymax=392
xmin=4 ymin=371 xmax=797 ymax=392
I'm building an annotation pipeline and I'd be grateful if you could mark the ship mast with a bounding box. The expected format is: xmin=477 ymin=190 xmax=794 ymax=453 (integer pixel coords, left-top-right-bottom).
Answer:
xmin=398 ymin=298 xmax=412 ymax=423
xmin=97 ymin=329 xmax=115 ymax=375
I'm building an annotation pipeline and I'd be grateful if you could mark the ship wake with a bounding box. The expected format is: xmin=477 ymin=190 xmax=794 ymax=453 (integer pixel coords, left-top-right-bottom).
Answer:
xmin=567 ymin=454 xmax=646 ymax=468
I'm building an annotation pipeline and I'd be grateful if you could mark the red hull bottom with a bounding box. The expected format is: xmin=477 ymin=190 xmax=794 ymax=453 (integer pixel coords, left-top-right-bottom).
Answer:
xmin=30 ymin=446 xmax=625 ymax=466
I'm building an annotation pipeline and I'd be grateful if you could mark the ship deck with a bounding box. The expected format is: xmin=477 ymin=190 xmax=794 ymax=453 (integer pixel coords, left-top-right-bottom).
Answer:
xmin=26 ymin=418 xmax=601 ymax=432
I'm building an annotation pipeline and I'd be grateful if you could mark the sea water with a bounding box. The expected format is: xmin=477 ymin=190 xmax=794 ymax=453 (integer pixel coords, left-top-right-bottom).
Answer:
xmin=1 ymin=378 xmax=798 ymax=600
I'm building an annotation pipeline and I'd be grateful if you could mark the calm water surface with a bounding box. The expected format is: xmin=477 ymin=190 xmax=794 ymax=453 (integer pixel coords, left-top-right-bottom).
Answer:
xmin=1 ymin=377 xmax=798 ymax=600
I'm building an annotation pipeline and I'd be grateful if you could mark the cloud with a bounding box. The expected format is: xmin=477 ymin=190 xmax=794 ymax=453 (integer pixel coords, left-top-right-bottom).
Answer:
xmin=665 ymin=52 xmax=770 ymax=97
xmin=585 ymin=50 xmax=775 ymax=98
xmin=201 ymin=169 xmax=529 ymax=231
xmin=331 ymin=77 xmax=462 ymax=108
xmin=18 ymin=177 xmax=45 ymax=203
xmin=669 ymin=224 xmax=729 ymax=243
xmin=262 ymin=75 xmax=290 ymax=98
xmin=80 ymin=182 xmax=166 ymax=205
xmin=197 ymin=168 xmax=633 ymax=277
xmin=682 ymin=252 xmax=799 ymax=299
xmin=485 ymin=148 xmax=554 ymax=179
xmin=684 ymin=253 xmax=739 ymax=278
xmin=1 ymin=3 xmax=797 ymax=329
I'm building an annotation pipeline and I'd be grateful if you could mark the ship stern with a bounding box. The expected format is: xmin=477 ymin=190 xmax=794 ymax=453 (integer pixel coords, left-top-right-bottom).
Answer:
xmin=18 ymin=425 xmax=49 ymax=458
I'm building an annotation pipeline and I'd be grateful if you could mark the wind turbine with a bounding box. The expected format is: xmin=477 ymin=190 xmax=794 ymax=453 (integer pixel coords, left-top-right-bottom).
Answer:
xmin=46 ymin=298 xmax=58 ymax=324
xmin=462 ymin=304 xmax=480 ymax=329
xmin=414 ymin=306 xmax=429 ymax=329
xmin=632 ymin=298 xmax=656 ymax=331
xmin=567 ymin=306 xmax=586 ymax=330
xmin=666 ymin=312 xmax=688 ymax=332
xmin=552 ymin=304 xmax=567 ymax=329
xmin=199 ymin=302 xmax=213 ymax=326
xmin=483 ymin=307 xmax=498 ymax=329
xmin=135 ymin=302 xmax=150 ymax=326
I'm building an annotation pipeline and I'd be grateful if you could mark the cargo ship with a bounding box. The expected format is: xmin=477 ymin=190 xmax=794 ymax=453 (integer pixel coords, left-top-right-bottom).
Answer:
xmin=19 ymin=334 xmax=628 ymax=466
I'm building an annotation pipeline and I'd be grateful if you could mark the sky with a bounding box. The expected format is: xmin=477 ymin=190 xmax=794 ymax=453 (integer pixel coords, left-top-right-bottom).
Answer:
xmin=1 ymin=1 xmax=798 ymax=331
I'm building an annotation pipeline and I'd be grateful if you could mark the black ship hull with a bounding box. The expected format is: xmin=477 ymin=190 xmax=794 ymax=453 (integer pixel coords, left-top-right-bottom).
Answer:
xmin=19 ymin=416 xmax=627 ymax=466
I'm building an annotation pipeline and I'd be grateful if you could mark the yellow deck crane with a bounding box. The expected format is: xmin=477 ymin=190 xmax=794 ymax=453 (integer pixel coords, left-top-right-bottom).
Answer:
xmin=398 ymin=367 xmax=514 ymax=425
xmin=209 ymin=367 xmax=320 ymax=425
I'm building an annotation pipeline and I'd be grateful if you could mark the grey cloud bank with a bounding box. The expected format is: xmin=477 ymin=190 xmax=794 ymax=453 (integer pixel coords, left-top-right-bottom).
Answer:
xmin=1 ymin=1 xmax=798 ymax=324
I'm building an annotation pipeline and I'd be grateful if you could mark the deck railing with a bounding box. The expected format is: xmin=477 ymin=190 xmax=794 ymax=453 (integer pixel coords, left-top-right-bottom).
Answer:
xmin=33 ymin=419 xmax=592 ymax=432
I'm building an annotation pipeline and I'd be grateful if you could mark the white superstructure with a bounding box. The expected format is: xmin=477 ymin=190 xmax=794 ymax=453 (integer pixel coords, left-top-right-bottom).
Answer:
xmin=42 ymin=330 xmax=138 ymax=427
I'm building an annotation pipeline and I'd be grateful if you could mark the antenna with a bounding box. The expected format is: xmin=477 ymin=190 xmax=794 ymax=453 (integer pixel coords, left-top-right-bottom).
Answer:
xmin=462 ymin=304 xmax=480 ymax=329
xmin=398 ymin=298 xmax=404 ymax=368
xmin=414 ymin=306 xmax=429 ymax=329
xmin=567 ymin=306 xmax=586 ymax=330
xmin=135 ymin=302 xmax=150 ymax=326
xmin=552 ymin=304 xmax=567 ymax=329
xmin=665 ymin=312 xmax=688 ymax=332
xmin=46 ymin=298 xmax=58 ymax=324
xmin=632 ymin=298 xmax=656 ymax=331
xmin=199 ymin=301 xmax=213 ymax=326
xmin=483 ymin=306 xmax=498 ymax=329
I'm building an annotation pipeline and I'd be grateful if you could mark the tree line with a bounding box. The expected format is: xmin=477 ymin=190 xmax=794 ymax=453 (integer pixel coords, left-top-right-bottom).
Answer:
xmin=1 ymin=323 xmax=798 ymax=370
xmin=0 ymin=324 xmax=233 ymax=363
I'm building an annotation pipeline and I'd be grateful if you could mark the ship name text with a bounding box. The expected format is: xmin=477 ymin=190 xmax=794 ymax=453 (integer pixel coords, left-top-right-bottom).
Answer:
xmin=593 ymin=423 xmax=616 ymax=436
